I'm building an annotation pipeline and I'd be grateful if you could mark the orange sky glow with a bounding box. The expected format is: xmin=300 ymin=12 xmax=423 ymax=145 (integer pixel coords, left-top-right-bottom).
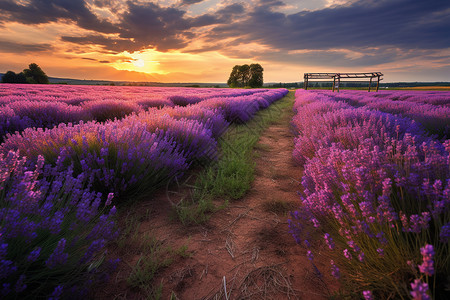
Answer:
xmin=0 ymin=0 xmax=449 ymax=83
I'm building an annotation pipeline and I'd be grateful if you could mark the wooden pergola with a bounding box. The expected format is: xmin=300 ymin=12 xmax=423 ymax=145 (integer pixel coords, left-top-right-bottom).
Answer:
xmin=303 ymin=72 xmax=383 ymax=92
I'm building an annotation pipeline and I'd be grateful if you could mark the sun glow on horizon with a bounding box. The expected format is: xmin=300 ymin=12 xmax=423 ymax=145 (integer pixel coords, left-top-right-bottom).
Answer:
xmin=133 ymin=58 xmax=145 ymax=68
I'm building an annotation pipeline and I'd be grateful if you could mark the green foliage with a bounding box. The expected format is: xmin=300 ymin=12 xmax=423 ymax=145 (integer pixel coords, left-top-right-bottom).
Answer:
xmin=227 ymin=63 xmax=264 ymax=88
xmin=22 ymin=63 xmax=49 ymax=84
xmin=1 ymin=63 xmax=49 ymax=84
xmin=1 ymin=71 xmax=27 ymax=83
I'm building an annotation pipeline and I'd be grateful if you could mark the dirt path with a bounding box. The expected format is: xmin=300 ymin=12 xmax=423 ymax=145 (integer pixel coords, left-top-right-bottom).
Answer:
xmin=100 ymin=103 xmax=336 ymax=299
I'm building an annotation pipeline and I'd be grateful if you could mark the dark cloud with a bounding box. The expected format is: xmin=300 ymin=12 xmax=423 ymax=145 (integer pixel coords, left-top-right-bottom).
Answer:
xmin=0 ymin=0 xmax=117 ymax=33
xmin=61 ymin=34 xmax=134 ymax=53
xmin=179 ymin=0 xmax=205 ymax=5
xmin=59 ymin=1 xmax=245 ymax=52
xmin=209 ymin=0 xmax=450 ymax=51
xmin=80 ymin=57 xmax=110 ymax=63
xmin=117 ymin=1 xmax=191 ymax=51
xmin=0 ymin=40 xmax=52 ymax=53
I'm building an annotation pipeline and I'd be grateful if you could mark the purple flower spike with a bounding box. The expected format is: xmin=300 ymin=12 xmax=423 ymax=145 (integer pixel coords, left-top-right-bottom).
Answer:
xmin=410 ymin=279 xmax=430 ymax=300
xmin=15 ymin=274 xmax=27 ymax=293
xmin=48 ymin=285 xmax=64 ymax=300
xmin=363 ymin=290 xmax=373 ymax=300
xmin=27 ymin=247 xmax=41 ymax=262
xmin=343 ymin=249 xmax=352 ymax=260
xmin=418 ymin=244 xmax=434 ymax=276
xmin=330 ymin=260 xmax=340 ymax=279
xmin=45 ymin=239 xmax=69 ymax=269
xmin=324 ymin=233 xmax=335 ymax=250
xmin=376 ymin=248 xmax=384 ymax=257
xmin=440 ymin=223 xmax=450 ymax=243
xmin=306 ymin=250 xmax=314 ymax=261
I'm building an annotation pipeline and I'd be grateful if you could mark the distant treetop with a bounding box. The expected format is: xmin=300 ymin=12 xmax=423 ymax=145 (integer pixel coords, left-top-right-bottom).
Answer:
xmin=1 ymin=63 xmax=49 ymax=84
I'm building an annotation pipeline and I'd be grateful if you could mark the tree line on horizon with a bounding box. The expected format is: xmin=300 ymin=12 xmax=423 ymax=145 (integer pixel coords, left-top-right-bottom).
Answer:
xmin=1 ymin=63 xmax=49 ymax=84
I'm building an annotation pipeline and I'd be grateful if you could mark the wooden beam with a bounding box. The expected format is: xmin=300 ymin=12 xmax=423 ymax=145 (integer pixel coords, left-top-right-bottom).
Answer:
xmin=337 ymin=74 xmax=340 ymax=92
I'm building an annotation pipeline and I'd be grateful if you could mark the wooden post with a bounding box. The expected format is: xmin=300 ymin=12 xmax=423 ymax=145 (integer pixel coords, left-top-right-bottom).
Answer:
xmin=337 ymin=74 xmax=340 ymax=92
xmin=304 ymin=74 xmax=308 ymax=90
xmin=369 ymin=77 xmax=372 ymax=92
xmin=332 ymin=76 xmax=336 ymax=92
xmin=376 ymin=75 xmax=380 ymax=92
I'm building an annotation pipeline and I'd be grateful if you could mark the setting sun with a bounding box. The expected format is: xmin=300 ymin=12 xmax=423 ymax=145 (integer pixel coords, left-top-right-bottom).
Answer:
xmin=133 ymin=59 xmax=145 ymax=68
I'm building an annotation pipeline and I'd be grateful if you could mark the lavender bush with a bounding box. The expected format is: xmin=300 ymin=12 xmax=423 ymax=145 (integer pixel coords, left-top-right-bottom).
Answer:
xmin=289 ymin=90 xmax=450 ymax=299
xmin=0 ymin=151 xmax=118 ymax=299
xmin=0 ymin=119 xmax=190 ymax=196
xmin=316 ymin=90 xmax=450 ymax=138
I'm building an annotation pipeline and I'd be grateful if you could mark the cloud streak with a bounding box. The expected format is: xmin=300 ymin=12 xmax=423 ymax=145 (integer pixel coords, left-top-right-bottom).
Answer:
xmin=0 ymin=40 xmax=53 ymax=53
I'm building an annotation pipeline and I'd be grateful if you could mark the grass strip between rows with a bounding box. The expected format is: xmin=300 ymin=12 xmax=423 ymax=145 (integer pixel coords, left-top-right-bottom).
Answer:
xmin=175 ymin=91 xmax=295 ymax=224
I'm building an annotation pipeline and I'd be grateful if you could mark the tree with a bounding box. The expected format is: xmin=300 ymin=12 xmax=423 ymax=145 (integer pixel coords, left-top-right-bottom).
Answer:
xmin=1 ymin=71 xmax=27 ymax=83
xmin=238 ymin=64 xmax=251 ymax=87
xmin=227 ymin=65 xmax=240 ymax=87
xmin=22 ymin=63 xmax=49 ymax=84
xmin=227 ymin=63 xmax=264 ymax=88
xmin=248 ymin=63 xmax=264 ymax=88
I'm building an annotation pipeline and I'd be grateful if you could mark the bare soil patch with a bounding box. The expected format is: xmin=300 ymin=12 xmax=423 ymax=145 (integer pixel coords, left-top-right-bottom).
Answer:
xmin=98 ymin=106 xmax=338 ymax=299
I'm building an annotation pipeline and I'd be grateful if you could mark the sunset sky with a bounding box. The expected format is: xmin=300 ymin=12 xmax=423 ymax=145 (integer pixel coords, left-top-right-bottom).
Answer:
xmin=0 ymin=0 xmax=449 ymax=83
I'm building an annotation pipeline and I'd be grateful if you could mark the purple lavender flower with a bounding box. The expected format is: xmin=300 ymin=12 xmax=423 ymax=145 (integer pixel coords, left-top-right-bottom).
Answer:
xmin=330 ymin=260 xmax=340 ymax=279
xmin=15 ymin=274 xmax=27 ymax=293
xmin=343 ymin=249 xmax=352 ymax=260
xmin=440 ymin=223 xmax=450 ymax=243
xmin=0 ymin=259 xmax=17 ymax=280
xmin=358 ymin=252 xmax=365 ymax=263
xmin=27 ymin=247 xmax=41 ymax=262
xmin=363 ymin=290 xmax=373 ymax=300
xmin=410 ymin=279 xmax=430 ymax=300
xmin=1 ymin=283 xmax=11 ymax=296
xmin=377 ymin=248 xmax=384 ymax=257
xmin=0 ymin=243 xmax=7 ymax=258
xmin=105 ymin=193 xmax=114 ymax=206
xmin=324 ymin=233 xmax=335 ymax=250
xmin=48 ymin=285 xmax=64 ymax=300
xmin=376 ymin=232 xmax=388 ymax=245
xmin=46 ymin=239 xmax=69 ymax=269
xmin=418 ymin=244 xmax=434 ymax=276
xmin=306 ymin=250 xmax=314 ymax=261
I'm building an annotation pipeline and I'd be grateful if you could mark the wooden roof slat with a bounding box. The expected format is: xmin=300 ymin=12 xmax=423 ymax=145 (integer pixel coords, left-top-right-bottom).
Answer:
xmin=305 ymin=72 xmax=383 ymax=79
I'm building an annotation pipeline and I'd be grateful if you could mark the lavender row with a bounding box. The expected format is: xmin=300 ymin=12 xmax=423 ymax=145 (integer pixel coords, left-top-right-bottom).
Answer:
xmin=0 ymin=151 xmax=119 ymax=299
xmin=0 ymin=86 xmax=287 ymax=141
xmin=289 ymin=90 xmax=450 ymax=299
xmin=0 ymin=84 xmax=274 ymax=106
xmin=315 ymin=90 xmax=450 ymax=138
xmin=372 ymin=90 xmax=450 ymax=106
xmin=1 ymin=89 xmax=288 ymax=197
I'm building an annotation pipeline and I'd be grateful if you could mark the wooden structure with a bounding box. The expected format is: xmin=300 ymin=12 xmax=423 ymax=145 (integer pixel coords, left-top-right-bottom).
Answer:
xmin=303 ymin=72 xmax=383 ymax=92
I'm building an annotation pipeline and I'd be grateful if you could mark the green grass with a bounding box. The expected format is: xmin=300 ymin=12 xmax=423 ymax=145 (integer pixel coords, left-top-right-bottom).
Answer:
xmin=174 ymin=91 xmax=295 ymax=224
xmin=112 ymin=205 xmax=190 ymax=299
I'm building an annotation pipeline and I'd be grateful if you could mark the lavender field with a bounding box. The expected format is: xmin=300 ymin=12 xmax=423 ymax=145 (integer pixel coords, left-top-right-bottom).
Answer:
xmin=0 ymin=84 xmax=288 ymax=299
xmin=289 ymin=90 xmax=450 ymax=299
xmin=2 ymin=85 xmax=450 ymax=299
